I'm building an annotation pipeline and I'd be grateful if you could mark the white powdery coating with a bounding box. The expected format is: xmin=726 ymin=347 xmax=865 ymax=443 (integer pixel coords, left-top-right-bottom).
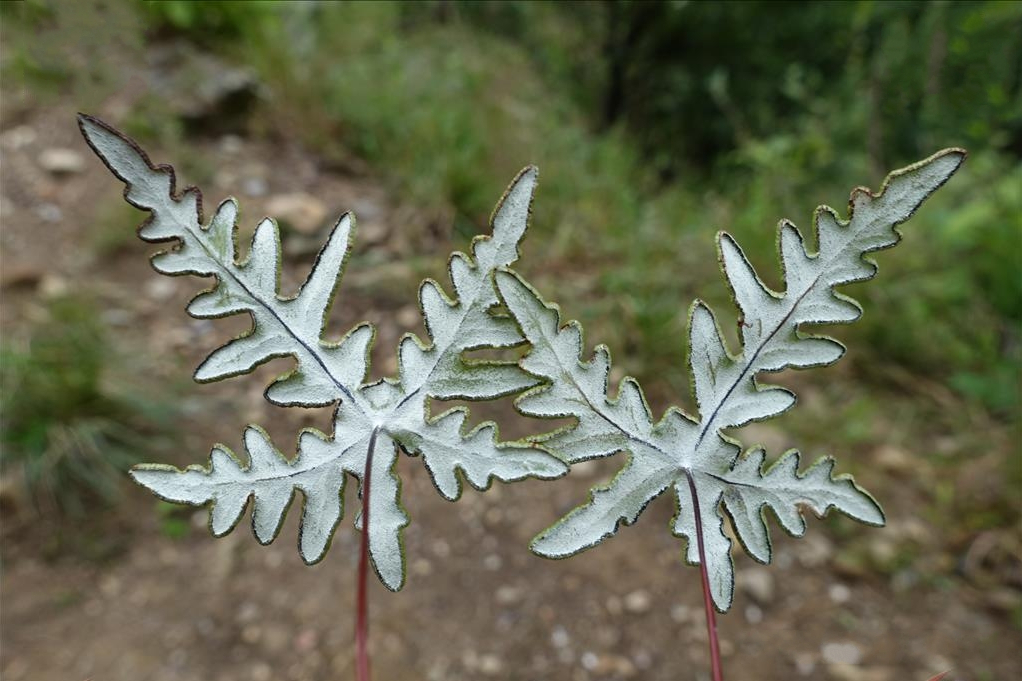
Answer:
xmin=498 ymin=149 xmax=964 ymax=611
xmin=82 ymin=116 xmax=565 ymax=591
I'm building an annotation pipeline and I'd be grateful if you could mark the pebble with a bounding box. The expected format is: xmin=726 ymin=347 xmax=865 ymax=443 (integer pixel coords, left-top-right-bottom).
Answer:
xmin=99 ymin=576 xmax=122 ymax=598
xmin=35 ymin=202 xmax=62 ymax=223
xmin=550 ymin=625 xmax=570 ymax=648
xmin=1 ymin=125 xmax=36 ymax=149
xmin=236 ymin=601 xmax=260 ymax=624
xmin=478 ymin=654 xmax=503 ymax=675
xmin=623 ymin=589 xmax=652 ymax=613
xmin=874 ymin=445 xmax=913 ymax=476
xmin=294 ymin=629 xmax=318 ymax=653
xmin=38 ymin=148 xmax=86 ymax=174
xmin=242 ymin=176 xmax=268 ymax=197
xmin=670 ymin=603 xmax=692 ymax=623
xmin=580 ymin=651 xmax=636 ymax=676
xmin=251 ymin=663 xmax=272 ymax=681
xmin=829 ymin=583 xmax=852 ymax=604
xmin=867 ymin=536 xmax=898 ymax=567
xmin=241 ymin=625 xmax=262 ymax=645
xmin=827 ymin=666 xmax=893 ymax=681
xmin=744 ymin=603 xmax=763 ymax=624
xmin=396 ymin=304 xmax=421 ymax=329
xmin=821 ymin=641 xmax=863 ymax=665
xmin=265 ymin=193 xmax=328 ymax=235
xmin=793 ymin=651 xmax=816 ymax=676
xmin=741 ymin=567 xmax=775 ymax=603
xmin=494 ymin=584 xmax=523 ymax=605
xmin=218 ymin=135 xmax=244 ymax=154
xmin=144 ymin=276 xmax=178 ymax=301
xmin=796 ymin=533 xmax=834 ymax=567
xmin=357 ymin=220 xmax=388 ymax=245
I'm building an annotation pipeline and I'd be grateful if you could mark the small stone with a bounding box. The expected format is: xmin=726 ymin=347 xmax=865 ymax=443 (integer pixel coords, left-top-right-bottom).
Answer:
xmin=39 ymin=275 xmax=69 ymax=298
xmin=828 ymin=666 xmax=893 ymax=681
xmin=39 ymin=148 xmax=86 ymax=174
xmin=796 ymin=533 xmax=834 ymax=567
xmin=294 ymin=629 xmax=318 ymax=653
xmin=265 ymin=193 xmax=328 ymax=235
xmin=829 ymin=583 xmax=852 ymax=604
xmin=494 ymin=585 xmax=523 ymax=605
xmin=632 ymin=648 xmax=652 ymax=670
xmin=550 ymin=626 xmax=570 ymax=649
xmin=35 ymin=203 xmax=62 ymax=223
xmin=241 ymin=625 xmax=262 ymax=645
xmin=357 ymin=220 xmax=388 ymax=245
xmin=251 ymin=663 xmax=272 ymax=681
xmin=242 ymin=176 xmax=268 ymax=197
xmin=218 ymin=135 xmax=244 ymax=154
xmin=478 ymin=654 xmax=503 ymax=675
xmin=145 ymin=277 xmax=177 ymax=301
xmin=482 ymin=554 xmax=502 ymax=570
xmin=396 ymin=305 xmax=421 ymax=329
xmin=793 ymin=652 xmax=816 ymax=676
xmin=412 ymin=558 xmax=433 ymax=576
xmin=868 ymin=536 xmax=898 ymax=567
xmin=741 ymin=567 xmax=775 ymax=603
xmin=744 ymin=604 xmax=763 ymax=624
xmin=581 ymin=652 xmax=635 ymax=676
xmin=624 ymin=589 xmax=652 ymax=613
xmin=670 ymin=604 xmax=691 ymax=623
xmin=236 ymin=601 xmax=260 ymax=624
xmin=821 ymin=641 xmax=863 ymax=666
xmin=1 ymin=125 xmax=36 ymax=149
xmin=99 ymin=576 xmax=121 ymax=598
xmin=874 ymin=445 xmax=913 ymax=476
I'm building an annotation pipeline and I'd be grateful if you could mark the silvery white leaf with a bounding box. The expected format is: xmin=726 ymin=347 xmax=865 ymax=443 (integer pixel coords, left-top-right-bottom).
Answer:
xmin=498 ymin=149 xmax=964 ymax=611
xmin=82 ymin=116 xmax=565 ymax=590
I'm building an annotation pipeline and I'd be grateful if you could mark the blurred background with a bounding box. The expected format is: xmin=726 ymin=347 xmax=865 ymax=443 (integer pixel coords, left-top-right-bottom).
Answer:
xmin=1 ymin=2 xmax=1018 ymax=680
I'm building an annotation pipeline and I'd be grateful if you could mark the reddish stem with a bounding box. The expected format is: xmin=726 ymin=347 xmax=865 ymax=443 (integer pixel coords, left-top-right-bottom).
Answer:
xmin=685 ymin=470 xmax=724 ymax=681
xmin=356 ymin=428 xmax=380 ymax=681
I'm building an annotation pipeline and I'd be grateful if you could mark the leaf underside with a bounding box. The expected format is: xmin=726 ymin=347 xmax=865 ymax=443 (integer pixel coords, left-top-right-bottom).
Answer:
xmin=79 ymin=114 xmax=566 ymax=591
xmin=495 ymin=148 xmax=965 ymax=611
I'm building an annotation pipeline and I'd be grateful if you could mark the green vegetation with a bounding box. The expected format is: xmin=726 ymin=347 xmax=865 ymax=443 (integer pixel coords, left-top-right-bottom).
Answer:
xmin=0 ymin=296 xmax=164 ymax=516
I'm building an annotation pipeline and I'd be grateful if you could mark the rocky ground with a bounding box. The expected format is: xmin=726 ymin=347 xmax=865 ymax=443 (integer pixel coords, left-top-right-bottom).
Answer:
xmin=1 ymin=36 xmax=1020 ymax=681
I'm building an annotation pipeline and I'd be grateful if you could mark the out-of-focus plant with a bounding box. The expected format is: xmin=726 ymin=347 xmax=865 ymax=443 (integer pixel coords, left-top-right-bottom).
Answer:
xmin=0 ymin=296 xmax=155 ymax=516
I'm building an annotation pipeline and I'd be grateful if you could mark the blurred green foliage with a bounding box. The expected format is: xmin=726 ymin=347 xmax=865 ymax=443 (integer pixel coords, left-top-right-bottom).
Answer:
xmin=135 ymin=0 xmax=1021 ymax=418
xmin=5 ymin=0 xmax=1017 ymax=421
xmin=0 ymin=297 xmax=164 ymax=516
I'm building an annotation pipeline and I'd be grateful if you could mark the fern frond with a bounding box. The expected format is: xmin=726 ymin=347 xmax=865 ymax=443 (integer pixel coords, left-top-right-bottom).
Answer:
xmin=496 ymin=149 xmax=965 ymax=610
xmin=80 ymin=115 xmax=566 ymax=590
